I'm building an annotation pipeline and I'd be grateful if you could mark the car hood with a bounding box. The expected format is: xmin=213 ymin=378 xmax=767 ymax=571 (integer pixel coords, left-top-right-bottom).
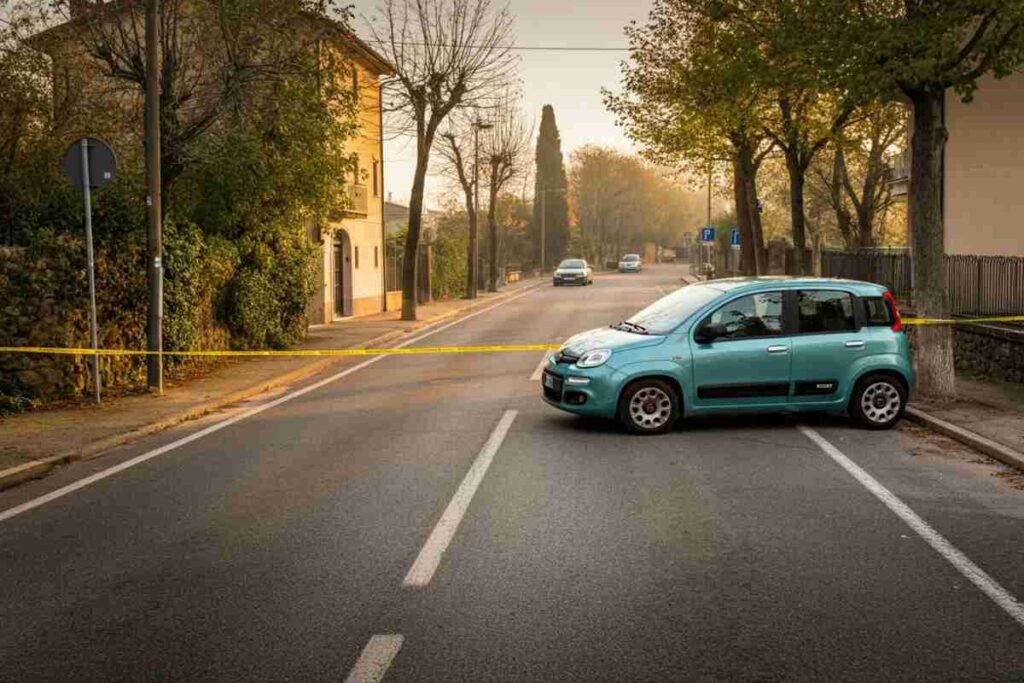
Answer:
xmin=559 ymin=327 xmax=665 ymax=357
xmin=555 ymin=268 xmax=586 ymax=274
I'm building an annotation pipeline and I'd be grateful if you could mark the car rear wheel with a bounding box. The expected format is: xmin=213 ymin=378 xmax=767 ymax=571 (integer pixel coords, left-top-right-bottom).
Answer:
xmin=618 ymin=379 xmax=680 ymax=435
xmin=850 ymin=374 xmax=906 ymax=430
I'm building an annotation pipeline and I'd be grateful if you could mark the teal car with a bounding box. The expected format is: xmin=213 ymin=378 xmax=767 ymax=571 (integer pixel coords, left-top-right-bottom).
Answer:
xmin=541 ymin=277 xmax=913 ymax=434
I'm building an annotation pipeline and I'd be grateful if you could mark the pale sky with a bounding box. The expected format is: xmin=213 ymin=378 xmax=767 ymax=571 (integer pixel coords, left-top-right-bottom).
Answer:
xmin=364 ymin=0 xmax=653 ymax=208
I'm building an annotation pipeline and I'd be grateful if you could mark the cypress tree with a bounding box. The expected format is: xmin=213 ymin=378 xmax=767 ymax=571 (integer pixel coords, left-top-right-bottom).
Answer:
xmin=532 ymin=105 xmax=569 ymax=269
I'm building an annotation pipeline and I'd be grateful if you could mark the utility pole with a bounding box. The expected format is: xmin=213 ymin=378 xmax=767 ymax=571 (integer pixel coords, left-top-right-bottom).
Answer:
xmin=145 ymin=0 xmax=163 ymax=393
xmin=470 ymin=119 xmax=493 ymax=298
xmin=540 ymin=190 xmax=546 ymax=271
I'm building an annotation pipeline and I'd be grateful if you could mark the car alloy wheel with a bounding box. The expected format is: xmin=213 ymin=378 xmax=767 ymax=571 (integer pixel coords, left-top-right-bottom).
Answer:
xmin=851 ymin=375 xmax=906 ymax=430
xmin=619 ymin=379 xmax=679 ymax=435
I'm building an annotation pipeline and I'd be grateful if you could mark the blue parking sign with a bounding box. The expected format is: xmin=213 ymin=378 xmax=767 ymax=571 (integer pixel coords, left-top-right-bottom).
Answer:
xmin=699 ymin=227 xmax=716 ymax=244
xmin=730 ymin=228 xmax=741 ymax=248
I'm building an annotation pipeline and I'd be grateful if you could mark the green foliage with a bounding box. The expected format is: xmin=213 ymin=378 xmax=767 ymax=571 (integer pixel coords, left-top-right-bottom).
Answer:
xmin=430 ymin=216 xmax=469 ymax=300
xmin=0 ymin=1 xmax=361 ymax=402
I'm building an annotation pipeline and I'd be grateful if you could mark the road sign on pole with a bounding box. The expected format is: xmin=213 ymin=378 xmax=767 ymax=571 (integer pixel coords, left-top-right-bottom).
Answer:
xmin=730 ymin=228 xmax=741 ymax=250
xmin=61 ymin=137 xmax=116 ymax=406
xmin=699 ymin=227 xmax=716 ymax=244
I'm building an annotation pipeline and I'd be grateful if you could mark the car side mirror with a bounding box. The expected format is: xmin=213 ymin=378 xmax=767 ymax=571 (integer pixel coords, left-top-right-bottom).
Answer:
xmin=694 ymin=322 xmax=727 ymax=345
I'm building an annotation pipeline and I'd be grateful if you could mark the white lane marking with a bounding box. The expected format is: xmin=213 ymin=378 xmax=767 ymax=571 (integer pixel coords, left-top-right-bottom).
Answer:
xmin=344 ymin=634 xmax=404 ymax=683
xmin=799 ymin=425 xmax=1024 ymax=629
xmin=530 ymin=351 xmax=552 ymax=381
xmin=403 ymin=410 xmax=518 ymax=587
xmin=0 ymin=285 xmax=545 ymax=524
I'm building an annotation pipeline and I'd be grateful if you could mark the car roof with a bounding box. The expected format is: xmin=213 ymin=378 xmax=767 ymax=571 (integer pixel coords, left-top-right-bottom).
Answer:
xmin=692 ymin=276 xmax=887 ymax=296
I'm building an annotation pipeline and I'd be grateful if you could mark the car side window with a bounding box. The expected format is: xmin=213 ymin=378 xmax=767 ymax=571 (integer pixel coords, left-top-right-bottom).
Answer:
xmin=704 ymin=292 xmax=783 ymax=340
xmin=863 ymin=296 xmax=892 ymax=326
xmin=798 ymin=290 xmax=856 ymax=333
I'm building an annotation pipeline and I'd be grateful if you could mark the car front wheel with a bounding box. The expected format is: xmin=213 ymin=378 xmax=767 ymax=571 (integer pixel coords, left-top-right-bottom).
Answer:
xmin=618 ymin=379 xmax=680 ymax=435
xmin=850 ymin=374 xmax=906 ymax=430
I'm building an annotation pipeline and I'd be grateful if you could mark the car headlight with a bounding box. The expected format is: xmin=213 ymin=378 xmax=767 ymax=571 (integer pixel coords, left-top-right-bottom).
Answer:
xmin=576 ymin=348 xmax=612 ymax=368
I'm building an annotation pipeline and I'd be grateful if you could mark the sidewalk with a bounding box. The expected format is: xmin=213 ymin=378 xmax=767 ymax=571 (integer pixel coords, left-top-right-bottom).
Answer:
xmin=907 ymin=375 xmax=1024 ymax=471
xmin=0 ymin=279 xmax=543 ymax=487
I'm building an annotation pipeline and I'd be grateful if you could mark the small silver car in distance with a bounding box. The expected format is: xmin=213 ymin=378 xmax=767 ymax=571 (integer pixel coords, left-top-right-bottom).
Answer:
xmin=618 ymin=254 xmax=642 ymax=272
xmin=553 ymin=259 xmax=593 ymax=286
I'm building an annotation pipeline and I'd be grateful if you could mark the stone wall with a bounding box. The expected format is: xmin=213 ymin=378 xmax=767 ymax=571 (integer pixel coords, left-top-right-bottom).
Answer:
xmin=905 ymin=321 xmax=1024 ymax=384
xmin=0 ymin=240 xmax=146 ymax=406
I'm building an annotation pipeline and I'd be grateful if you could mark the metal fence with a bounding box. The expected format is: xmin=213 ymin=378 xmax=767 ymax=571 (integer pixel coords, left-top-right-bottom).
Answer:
xmin=821 ymin=250 xmax=1024 ymax=315
xmin=386 ymin=240 xmax=403 ymax=292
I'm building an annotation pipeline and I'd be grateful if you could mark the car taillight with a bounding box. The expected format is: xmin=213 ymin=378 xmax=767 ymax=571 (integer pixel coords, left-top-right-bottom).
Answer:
xmin=883 ymin=290 xmax=902 ymax=332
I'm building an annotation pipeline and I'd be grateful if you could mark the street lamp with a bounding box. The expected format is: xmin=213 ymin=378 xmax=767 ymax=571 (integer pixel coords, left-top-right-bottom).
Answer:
xmin=471 ymin=119 xmax=493 ymax=298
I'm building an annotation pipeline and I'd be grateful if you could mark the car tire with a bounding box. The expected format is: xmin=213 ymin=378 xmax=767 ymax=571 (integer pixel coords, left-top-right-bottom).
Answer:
xmin=849 ymin=374 xmax=907 ymax=430
xmin=618 ymin=378 xmax=680 ymax=435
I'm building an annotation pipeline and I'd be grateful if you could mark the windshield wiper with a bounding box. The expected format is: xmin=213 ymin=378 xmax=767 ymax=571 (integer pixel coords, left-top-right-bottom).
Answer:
xmin=613 ymin=321 xmax=649 ymax=335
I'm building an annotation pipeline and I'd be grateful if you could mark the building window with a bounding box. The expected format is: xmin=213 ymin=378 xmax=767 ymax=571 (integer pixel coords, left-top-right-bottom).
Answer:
xmin=374 ymin=245 xmax=379 ymax=268
xmin=354 ymin=246 xmax=360 ymax=269
xmin=372 ymin=160 xmax=380 ymax=197
xmin=352 ymin=67 xmax=359 ymax=101
xmin=352 ymin=154 xmax=360 ymax=186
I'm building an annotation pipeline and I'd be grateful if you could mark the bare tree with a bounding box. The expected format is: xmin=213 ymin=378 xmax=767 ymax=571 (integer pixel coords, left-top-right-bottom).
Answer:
xmin=811 ymin=103 xmax=905 ymax=249
xmin=437 ymin=111 xmax=480 ymax=298
xmin=482 ymin=88 xmax=530 ymax=291
xmin=368 ymin=0 xmax=515 ymax=320
xmin=38 ymin=0 xmax=347 ymax=209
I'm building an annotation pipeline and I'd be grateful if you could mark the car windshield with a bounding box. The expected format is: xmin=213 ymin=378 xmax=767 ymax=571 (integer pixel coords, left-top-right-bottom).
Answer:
xmin=623 ymin=254 xmax=640 ymax=261
xmin=624 ymin=285 xmax=725 ymax=335
xmin=559 ymin=260 xmax=586 ymax=269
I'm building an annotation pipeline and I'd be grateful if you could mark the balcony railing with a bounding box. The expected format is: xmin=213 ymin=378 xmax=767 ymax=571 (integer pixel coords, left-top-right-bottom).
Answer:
xmin=344 ymin=184 xmax=369 ymax=217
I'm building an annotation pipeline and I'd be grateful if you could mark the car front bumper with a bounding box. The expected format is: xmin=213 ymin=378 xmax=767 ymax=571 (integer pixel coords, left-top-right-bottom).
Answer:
xmin=553 ymin=274 xmax=587 ymax=285
xmin=541 ymin=365 xmax=620 ymax=418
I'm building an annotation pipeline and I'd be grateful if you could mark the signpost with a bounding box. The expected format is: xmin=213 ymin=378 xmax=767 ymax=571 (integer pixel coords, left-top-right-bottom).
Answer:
xmin=698 ymin=226 xmax=716 ymax=279
xmin=730 ymin=228 xmax=741 ymax=249
xmin=61 ymin=137 xmax=117 ymax=406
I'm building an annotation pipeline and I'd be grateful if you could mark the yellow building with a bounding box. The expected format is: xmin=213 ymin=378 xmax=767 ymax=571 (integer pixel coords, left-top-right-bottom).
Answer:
xmin=891 ymin=72 xmax=1024 ymax=257
xmin=308 ymin=32 xmax=395 ymax=323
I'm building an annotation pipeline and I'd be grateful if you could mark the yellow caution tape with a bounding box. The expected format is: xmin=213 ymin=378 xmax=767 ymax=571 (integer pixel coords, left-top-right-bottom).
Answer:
xmin=2 ymin=315 xmax=1023 ymax=358
xmin=902 ymin=315 xmax=1024 ymax=326
xmin=0 ymin=344 xmax=562 ymax=358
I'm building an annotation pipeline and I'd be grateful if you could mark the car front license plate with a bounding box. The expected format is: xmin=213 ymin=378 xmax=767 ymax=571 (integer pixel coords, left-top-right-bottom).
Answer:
xmin=543 ymin=373 xmax=556 ymax=389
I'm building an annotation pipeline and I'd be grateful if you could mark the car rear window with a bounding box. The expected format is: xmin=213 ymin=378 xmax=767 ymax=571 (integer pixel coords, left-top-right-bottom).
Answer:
xmin=863 ymin=296 xmax=893 ymax=326
xmin=797 ymin=290 xmax=857 ymax=333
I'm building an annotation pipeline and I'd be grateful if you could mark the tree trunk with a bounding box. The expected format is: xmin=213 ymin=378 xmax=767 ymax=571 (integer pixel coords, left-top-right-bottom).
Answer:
xmin=785 ymin=152 xmax=807 ymax=275
xmin=732 ymin=154 xmax=756 ymax=275
xmin=909 ymin=90 xmax=956 ymax=399
xmin=402 ymin=147 xmax=431 ymax=321
xmin=741 ymin=151 xmax=766 ymax=274
xmin=487 ymin=189 xmax=499 ymax=292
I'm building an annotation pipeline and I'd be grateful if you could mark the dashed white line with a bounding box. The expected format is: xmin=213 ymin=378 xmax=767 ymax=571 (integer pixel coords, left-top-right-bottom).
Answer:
xmin=799 ymin=425 xmax=1024 ymax=630
xmin=403 ymin=410 xmax=518 ymax=587
xmin=0 ymin=285 xmax=545 ymax=524
xmin=344 ymin=634 xmax=404 ymax=683
xmin=530 ymin=351 xmax=553 ymax=381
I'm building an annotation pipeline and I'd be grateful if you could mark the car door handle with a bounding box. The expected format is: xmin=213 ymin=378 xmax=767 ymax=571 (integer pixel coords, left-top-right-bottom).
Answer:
xmin=766 ymin=345 xmax=789 ymax=354
xmin=845 ymin=340 xmax=865 ymax=349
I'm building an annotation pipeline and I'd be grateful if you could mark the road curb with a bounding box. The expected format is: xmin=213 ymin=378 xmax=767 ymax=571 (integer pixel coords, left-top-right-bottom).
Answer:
xmin=0 ymin=281 xmax=545 ymax=492
xmin=905 ymin=406 xmax=1024 ymax=473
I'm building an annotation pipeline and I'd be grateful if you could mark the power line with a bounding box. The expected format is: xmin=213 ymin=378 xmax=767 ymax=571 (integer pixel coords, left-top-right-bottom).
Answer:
xmin=365 ymin=39 xmax=628 ymax=53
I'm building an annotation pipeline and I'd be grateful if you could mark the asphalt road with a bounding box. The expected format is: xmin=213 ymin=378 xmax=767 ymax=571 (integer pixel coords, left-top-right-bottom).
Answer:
xmin=2 ymin=264 xmax=1023 ymax=682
